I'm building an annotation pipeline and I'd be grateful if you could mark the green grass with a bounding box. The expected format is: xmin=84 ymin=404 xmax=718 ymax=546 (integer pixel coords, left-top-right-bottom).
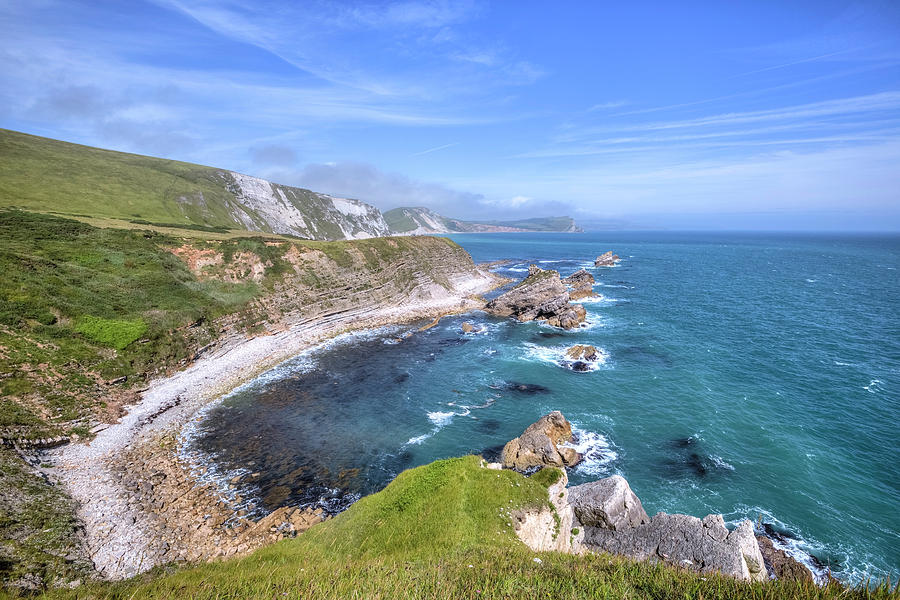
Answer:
xmin=16 ymin=456 xmax=895 ymax=600
xmin=0 ymin=129 xmax=249 ymax=230
xmin=73 ymin=316 xmax=147 ymax=350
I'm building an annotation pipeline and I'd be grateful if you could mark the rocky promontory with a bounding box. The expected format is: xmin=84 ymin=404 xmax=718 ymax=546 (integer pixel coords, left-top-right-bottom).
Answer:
xmin=485 ymin=267 xmax=586 ymax=329
xmin=502 ymin=412 xmax=810 ymax=585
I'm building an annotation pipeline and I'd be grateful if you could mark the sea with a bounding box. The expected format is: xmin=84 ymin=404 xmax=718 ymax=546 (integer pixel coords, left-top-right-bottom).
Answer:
xmin=181 ymin=231 xmax=899 ymax=584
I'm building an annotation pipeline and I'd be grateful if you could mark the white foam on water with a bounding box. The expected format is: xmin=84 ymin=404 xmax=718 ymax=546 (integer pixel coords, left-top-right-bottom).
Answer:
xmin=507 ymin=267 xmax=528 ymax=273
xmin=863 ymin=379 xmax=883 ymax=393
xmin=806 ymin=278 xmax=818 ymax=283
xmin=577 ymin=294 xmax=614 ymax=304
xmin=405 ymin=433 xmax=431 ymax=446
xmin=710 ymin=455 xmax=735 ymax=471
xmin=833 ymin=360 xmax=853 ymax=366
xmin=428 ymin=411 xmax=456 ymax=427
xmin=563 ymin=426 xmax=618 ymax=477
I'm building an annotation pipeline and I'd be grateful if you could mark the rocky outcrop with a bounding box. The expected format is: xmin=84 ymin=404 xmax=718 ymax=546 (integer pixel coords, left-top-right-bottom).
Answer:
xmin=569 ymin=475 xmax=649 ymax=532
xmin=756 ymin=535 xmax=814 ymax=583
xmin=512 ymin=467 xmax=583 ymax=554
xmin=566 ymin=345 xmax=599 ymax=362
xmin=561 ymin=269 xmax=596 ymax=300
xmin=501 ymin=411 xmax=582 ymax=470
xmin=485 ymin=269 xmax=586 ymax=329
xmin=572 ymin=475 xmax=766 ymax=583
xmin=595 ymin=251 xmax=620 ymax=267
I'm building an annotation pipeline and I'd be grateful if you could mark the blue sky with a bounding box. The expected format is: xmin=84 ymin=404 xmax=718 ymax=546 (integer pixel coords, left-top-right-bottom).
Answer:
xmin=2 ymin=0 xmax=899 ymax=229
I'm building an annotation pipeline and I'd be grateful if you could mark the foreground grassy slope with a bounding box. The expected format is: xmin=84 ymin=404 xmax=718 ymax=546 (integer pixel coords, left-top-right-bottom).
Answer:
xmin=17 ymin=456 xmax=893 ymax=600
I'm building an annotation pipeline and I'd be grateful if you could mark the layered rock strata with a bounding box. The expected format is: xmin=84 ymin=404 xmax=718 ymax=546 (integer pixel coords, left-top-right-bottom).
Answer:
xmin=561 ymin=269 xmax=597 ymax=300
xmin=485 ymin=268 xmax=586 ymax=329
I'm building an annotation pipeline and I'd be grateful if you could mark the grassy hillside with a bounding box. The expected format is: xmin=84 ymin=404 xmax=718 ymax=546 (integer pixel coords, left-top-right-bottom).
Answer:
xmin=0 ymin=130 xmax=244 ymax=228
xmin=13 ymin=456 xmax=891 ymax=600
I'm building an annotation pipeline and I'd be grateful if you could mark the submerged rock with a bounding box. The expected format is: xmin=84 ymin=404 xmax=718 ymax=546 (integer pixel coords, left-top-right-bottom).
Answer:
xmin=562 ymin=269 xmax=596 ymax=300
xmin=595 ymin=251 xmax=620 ymax=267
xmin=501 ymin=411 xmax=582 ymax=470
xmin=485 ymin=269 xmax=586 ymax=329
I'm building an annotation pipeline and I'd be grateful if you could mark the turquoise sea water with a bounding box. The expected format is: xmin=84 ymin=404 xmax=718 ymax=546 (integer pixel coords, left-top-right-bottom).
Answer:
xmin=186 ymin=232 xmax=899 ymax=584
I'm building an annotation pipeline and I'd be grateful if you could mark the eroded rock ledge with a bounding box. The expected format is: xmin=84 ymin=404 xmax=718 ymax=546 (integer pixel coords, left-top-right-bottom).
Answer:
xmin=503 ymin=412 xmax=811 ymax=584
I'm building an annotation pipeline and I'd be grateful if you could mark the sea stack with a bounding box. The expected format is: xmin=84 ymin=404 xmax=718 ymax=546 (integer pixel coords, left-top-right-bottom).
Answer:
xmin=501 ymin=411 xmax=582 ymax=469
xmin=595 ymin=251 xmax=620 ymax=267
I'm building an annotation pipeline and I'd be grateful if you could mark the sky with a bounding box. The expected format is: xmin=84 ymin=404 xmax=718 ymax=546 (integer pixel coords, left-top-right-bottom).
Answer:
xmin=2 ymin=1 xmax=900 ymax=230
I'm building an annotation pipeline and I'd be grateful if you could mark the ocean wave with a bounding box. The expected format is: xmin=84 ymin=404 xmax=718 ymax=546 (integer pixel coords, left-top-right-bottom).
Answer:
xmin=428 ymin=411 xmax=456 ymax=427
xmin=577 ymin=294 xmax=615 ymax=304
xmin=563 ymin=426 xmax=618 ymax=477
xmin=863 ymin=379 xmax=883 ymax=393
xmin=805 ymin=278 xmax=818 ymax=283
xmin=709 ymin=455 xmax=735 ymax=471
xmin=506 ymin=267 xmax=528 ymax=273
xmin=833 ymin=360 xmax=853 ymax=366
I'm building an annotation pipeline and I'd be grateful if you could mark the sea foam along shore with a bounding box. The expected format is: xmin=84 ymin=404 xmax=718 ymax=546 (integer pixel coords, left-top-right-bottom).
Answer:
xmin=47 ymin=268 xmax=502 ymax=581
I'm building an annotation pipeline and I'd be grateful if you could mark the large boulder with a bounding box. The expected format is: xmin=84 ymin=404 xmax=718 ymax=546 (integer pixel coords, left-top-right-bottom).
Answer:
xmin=595 ymin=251 xmax=620 ymax=267
xmin=485 ymin=270 xmax=585 ymax=329
xmin=569 ymin=475 xmax=649 ymax=531
xmin=501 ymin=411 xmax=582 ymax=470
xmin=561 ymin=269 xmax=596 ymax=300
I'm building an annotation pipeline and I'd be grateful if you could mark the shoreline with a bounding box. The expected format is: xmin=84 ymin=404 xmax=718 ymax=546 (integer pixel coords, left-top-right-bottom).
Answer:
xmin=47 ymin=271 xmax=503 ymax=580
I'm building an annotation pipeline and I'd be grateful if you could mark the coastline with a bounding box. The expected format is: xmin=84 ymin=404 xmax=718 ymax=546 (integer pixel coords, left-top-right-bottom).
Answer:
xmin=47 ymin=269 xmax=504 ymax=580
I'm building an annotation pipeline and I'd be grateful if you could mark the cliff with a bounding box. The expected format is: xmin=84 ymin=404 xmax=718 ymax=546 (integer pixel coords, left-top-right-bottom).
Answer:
xmin=0 ymin=129 xmax=389 ymax=241
xmin=384 ymin=206 xmax=581 ymax=234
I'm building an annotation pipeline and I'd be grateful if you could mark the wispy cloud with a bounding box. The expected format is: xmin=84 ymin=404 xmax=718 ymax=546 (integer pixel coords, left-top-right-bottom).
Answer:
xmin=412 ymin=142 xmax=459 ymax=156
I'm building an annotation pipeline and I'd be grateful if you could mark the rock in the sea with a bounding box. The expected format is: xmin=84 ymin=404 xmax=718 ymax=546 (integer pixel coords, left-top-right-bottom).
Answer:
xmin=485 ymin=269 xmax=586 ymax=329
xmin=461 ymin=322 xmax=475 ymax=333
xmin=569 ymin=475 xmax=649 ymax=532
xmin=565 ymin=344 xmax=599 ymax=362
xmin=576 ymin=476 xmax=767 ymax=583
xmin=561 ymin=269 xmax=596 ymax=300
xmin=756 ymin=535 xmax=813 ymax=583
xmin=595 ymin=251 xmax=620 ymax=267
xmin=501 ymin=411 xmax=582 ymax=469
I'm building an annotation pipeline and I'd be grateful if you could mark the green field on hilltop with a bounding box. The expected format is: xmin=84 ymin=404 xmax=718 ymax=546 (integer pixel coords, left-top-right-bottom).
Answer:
xmin=0 ymin=129 xmax=253 ymax=229
xmin=18 ymin=456 xmax=894 ymax=600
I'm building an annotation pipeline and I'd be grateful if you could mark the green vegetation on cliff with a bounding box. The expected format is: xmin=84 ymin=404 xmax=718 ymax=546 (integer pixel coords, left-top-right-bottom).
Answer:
xmin=383 ymin=207 xmax=580 ymax=234
xmin=22 ymin=457 xmax=894 ymax=600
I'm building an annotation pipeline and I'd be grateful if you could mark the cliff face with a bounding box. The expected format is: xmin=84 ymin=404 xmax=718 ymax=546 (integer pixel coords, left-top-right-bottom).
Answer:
xmin=222 ymin=172 xmax=391 ymax=240
xmin=383 ymin=206 xmax=581 ymax=234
